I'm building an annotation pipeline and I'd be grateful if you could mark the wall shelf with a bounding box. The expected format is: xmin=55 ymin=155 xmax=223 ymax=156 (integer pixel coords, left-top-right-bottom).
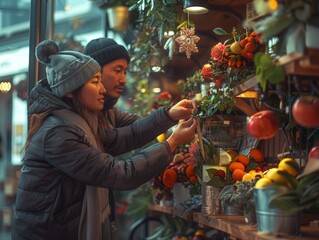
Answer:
xmin=276 ymin=48 xmax=319 ymax=77
xmin=148 ymin=204 xmax=319 ymax=240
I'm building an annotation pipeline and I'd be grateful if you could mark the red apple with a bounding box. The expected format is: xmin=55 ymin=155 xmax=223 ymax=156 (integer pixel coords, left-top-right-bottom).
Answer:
xmin=308 ymin=146 xmax=319 ymax=160
xmin=292 ymin=96 xmax=319 ymax=128
xmin=247 ymin=110 xmax=280 ymax=139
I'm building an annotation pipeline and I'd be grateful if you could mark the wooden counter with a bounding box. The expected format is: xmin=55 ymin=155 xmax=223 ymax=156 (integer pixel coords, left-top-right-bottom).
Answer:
xmin=148 ymin=204 xmax=319 ymax=240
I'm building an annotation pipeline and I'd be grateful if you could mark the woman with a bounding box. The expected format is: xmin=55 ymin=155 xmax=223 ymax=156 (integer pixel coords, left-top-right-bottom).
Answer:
xmin=12 ymin=40 xmax=197 ymax=240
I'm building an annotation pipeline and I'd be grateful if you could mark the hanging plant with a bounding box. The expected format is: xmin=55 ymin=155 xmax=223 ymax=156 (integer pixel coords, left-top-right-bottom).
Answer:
xmin=126 ymin=0 xmax=182 ymax=76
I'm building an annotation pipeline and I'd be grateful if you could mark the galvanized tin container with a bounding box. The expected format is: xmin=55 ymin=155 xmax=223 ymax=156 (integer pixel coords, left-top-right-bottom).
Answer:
xmin=201 ymin=183 xmax=222 ymax=215
xmin=254 ymin=187 xmax=301 ymax=236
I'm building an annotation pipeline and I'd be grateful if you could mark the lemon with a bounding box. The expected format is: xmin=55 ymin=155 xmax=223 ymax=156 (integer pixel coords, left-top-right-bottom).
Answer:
xmin=242 ymin=173 xmax=254 ymax=181
xmin=255 ymin=177 xmax=272 ymax=188
xmin=266 ymin=168 xmax=291 ymax=186
xmin=219 ymin=149 xmax=232 ymax=165
xmin=278 ymin=158 xmax=300 ymax=177
xmin=156 ymin=133 xmax=166 ymax=142
xmin=230 ymin=41 xmax=242 ymax=54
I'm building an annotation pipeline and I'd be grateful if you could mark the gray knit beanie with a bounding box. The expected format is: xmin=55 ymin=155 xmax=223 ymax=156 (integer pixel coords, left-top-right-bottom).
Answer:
xmin=35 ymin=40 xmax=101 ymax=97
xmin=84 ymin=38 xmax=130 ymax=67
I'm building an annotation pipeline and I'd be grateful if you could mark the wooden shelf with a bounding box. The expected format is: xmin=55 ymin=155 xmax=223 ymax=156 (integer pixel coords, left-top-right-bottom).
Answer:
xmin=148 ymin=204 xmax=319 ymax=240
xmin=231 ymin=48 xmax=319 ymax=98
xmin=276 ymin=48 xmax=319 ymax=77
xmin=232 ymin=76 xmax=259 ymax=96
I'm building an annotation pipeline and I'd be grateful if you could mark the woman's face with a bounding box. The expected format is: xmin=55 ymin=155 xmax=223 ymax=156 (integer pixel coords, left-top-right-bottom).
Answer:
xmin=79 ymin=72 xmax=106 ymax=111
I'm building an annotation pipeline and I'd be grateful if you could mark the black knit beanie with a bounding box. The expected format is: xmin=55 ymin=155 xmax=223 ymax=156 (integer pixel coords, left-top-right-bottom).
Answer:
xmin=84 ymin=38 xmax=130 ymax=67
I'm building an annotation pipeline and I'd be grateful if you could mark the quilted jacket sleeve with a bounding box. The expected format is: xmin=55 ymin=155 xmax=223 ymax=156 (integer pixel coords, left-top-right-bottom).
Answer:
xmin=43 ymin=125 xmax=173 ymax=190
xmin=102 ymin=107 xmax=178 ymax=156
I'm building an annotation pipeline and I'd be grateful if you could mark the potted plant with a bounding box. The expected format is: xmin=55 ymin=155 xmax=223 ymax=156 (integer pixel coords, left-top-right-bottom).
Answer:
xmin=253 ymin=156 xmax=319 ymax=236
xmin=97 ymin=0 xmax=130 ymax=31
xmin=268 ymin=169 xmax=319 ymax=215
xmin=219 ymin=178 xmax=259 ymax=221
xmin=245 ymin=0 xmax=319 ymax=55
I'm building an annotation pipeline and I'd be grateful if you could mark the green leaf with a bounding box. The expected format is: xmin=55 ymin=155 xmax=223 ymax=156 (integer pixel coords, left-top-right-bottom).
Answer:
xmin=213 ymin=27 xmax=229 ymax=36
xmin=267 ymin=67 xmax=286 ymax=84
xmin=269 ymin=194 xmax=300 ymax=213
xmin=253 ymin=52 xmax=264 ymax=64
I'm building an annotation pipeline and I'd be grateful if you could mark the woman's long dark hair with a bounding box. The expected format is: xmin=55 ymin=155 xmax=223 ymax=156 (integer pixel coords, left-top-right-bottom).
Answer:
xmin=24 ymin=85 xmax=107 ymax=151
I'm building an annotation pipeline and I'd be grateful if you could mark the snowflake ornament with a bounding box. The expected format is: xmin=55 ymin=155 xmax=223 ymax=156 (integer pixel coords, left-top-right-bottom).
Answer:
xmin=175 ymin=27 xmax=200 ymax=59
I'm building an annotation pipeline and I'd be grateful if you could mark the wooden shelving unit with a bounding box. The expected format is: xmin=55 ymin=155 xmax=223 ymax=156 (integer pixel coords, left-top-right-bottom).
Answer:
xmin=276 ymin=48 xmax=319 ymax=77
xmin=148 ymin=204 xmax=319 ymax=240
xmin=231 ymin=48 xmax=319 ymax=115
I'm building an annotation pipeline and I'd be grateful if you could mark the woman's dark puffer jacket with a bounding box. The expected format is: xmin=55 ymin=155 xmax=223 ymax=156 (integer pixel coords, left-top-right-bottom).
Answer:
xmin=11 ymin=79 xmax=177 ymax=240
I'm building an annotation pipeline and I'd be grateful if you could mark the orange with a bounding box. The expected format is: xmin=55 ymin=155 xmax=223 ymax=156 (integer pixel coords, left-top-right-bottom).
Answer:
xmin=189 ymin=175 xmax=198 ymax=184
xmin=236 ymin=154 xmax=249 ymax=166
xmin=250 ymin=148 xmax=265 ymax=162
xmin=240 ymin=38 xmax=248 ymax=48
xmin=186 ymin=164 xmax=196 ymax=177
xmin=245 ymin=42 xmax=256 ymax=52
xmin=236 ymin=59 xmax=242 ymax=69
xmin=229 ymin=162 xmax=245 ymax=172
xmin=247 ymin=36 xmax=255 ymax=43
xmin=232 ymin=169 xmax=246 ymax=181
xmin=250 ymin=31 xmax=257 ymax=37
xmin=162 ymin=169 xmax=177 ymax=188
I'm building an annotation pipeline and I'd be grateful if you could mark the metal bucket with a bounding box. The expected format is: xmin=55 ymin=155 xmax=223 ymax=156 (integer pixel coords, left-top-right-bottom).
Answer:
xmin=254 ymin=187 xmax=301 ymax=236
xmin=201 ymin=183 xmax=221 ymax=215
xmin=222 ymin=203 xmax=243 ymax=215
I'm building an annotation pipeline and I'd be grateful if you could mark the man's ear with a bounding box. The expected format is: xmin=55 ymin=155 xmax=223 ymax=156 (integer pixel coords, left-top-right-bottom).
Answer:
xmin=65 ymin=92 xmax=73 ymax=98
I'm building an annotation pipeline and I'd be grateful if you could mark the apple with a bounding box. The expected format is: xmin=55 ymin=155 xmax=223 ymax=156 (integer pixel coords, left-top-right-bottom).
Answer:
xmin=247 ymin=110 xmax=280 ymax=139
xmin=292 ymin=96 xmax=319 ymax=128
xmin=308 ymin=145 xmax=319 ymax=160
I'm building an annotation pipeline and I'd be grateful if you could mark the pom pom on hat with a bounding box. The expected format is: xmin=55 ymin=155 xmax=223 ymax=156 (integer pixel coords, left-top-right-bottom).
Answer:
xmin=84 ymin=38 xmax=130 ymax=67
xmin=35 ymin=40 xmax=101 ymax=97
xmin=35 ymin=40 xmax=59 ymax=64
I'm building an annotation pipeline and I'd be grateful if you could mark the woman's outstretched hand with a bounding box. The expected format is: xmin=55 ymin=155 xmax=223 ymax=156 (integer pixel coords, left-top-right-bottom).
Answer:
xmin=166 ymin=117 xmax=197 ymax=152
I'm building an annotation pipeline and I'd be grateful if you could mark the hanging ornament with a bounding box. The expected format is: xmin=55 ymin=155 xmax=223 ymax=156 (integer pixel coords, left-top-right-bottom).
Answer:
xmin=175 ymin=27 xmax=200 ymax=59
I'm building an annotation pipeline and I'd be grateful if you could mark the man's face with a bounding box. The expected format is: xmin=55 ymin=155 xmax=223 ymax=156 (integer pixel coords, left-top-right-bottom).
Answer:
xmin=101 ymin=58 xmax=128 ymax=99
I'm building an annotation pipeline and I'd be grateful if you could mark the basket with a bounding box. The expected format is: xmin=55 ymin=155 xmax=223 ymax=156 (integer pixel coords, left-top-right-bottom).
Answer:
xmin=202 ymin=115 xmax=246 ymax=151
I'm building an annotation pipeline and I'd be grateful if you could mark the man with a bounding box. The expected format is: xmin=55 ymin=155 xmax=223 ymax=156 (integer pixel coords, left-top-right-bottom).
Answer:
xmin=84 ymin=38 xmax=139 ymax=128
xmin=84 ymin=38 xmax=196 ymax=234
